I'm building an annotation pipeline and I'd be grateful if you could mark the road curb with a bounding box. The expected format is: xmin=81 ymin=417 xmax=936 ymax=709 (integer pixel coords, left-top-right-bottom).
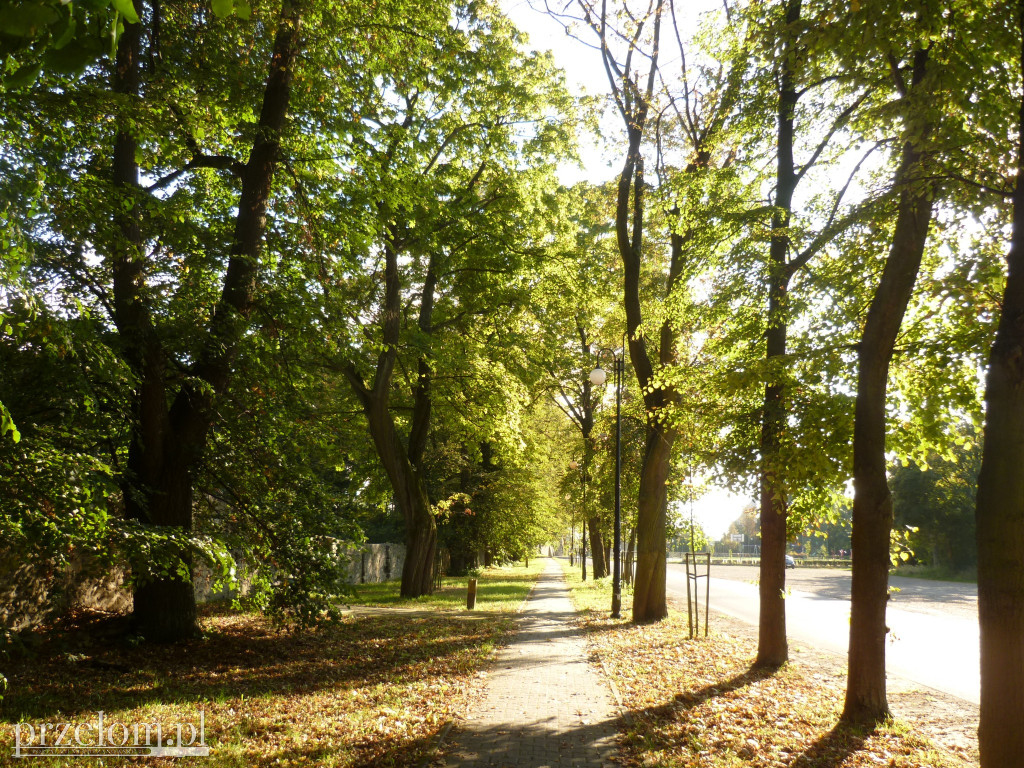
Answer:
xmin=415 ymin=720 xmax=454 ymax=768
xmin=594 ymin=651 xmax=634 ymax=729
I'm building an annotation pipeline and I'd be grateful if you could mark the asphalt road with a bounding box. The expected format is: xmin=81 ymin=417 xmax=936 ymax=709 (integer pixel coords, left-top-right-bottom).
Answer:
xmin=665 ymin=562 xmax=980 ymax=704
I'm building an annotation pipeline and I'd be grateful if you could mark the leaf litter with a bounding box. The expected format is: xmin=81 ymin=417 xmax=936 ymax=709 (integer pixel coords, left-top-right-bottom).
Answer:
xmin=562 ymin=567 xmax=975 ymax=768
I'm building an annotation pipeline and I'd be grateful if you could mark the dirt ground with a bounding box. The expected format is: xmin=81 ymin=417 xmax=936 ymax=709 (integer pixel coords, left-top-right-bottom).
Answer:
xmin=671 ymin=600 xmax=980 ymax=767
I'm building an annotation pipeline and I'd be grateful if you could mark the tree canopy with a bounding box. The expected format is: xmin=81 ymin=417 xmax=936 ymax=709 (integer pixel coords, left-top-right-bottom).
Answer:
xmin=3 ymin=0 xmax=1023 ymax=760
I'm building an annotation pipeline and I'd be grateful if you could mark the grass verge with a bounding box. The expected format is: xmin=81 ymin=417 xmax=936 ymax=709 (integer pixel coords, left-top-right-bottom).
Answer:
xmin=891 ymin=564 xmax=977 ymax=583
xmin=0 ymin=562 xmax=541 ymax=767
xmin=347 ymin=558 xmax=546 ymax=612
xmin=559 ymin=560 xmax=972 ymax=768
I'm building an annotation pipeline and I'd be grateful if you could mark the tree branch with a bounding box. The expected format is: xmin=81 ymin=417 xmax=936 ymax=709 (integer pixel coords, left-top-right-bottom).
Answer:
xmin=146 ymin=153 xmax=245 ymax=192
xmin=794 ymin=88 xmax=872 ymax=184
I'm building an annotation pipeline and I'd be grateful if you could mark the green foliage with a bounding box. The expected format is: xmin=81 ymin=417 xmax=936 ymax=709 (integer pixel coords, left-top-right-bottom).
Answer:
xmin=890 ymin=426 xmax=981 ymax=574
xmin=792 ymin=502 xmax=853 ymax=556
xmin=0 ymin=0 xmax=1020 ymax=643
xmin=629 ymin=0 xmax=1015 ymax=556
xmin=0 ymin=301 xmax=126 ymax=563
xmin=0 ymin=0 xmax=255 ymax=87
xmin=2 ymin=0 xmax=584 ymax=625
xmin=671 ymin=517 xmax=709 ymax=554
xmin=0 ymin=400 xmax=18 ymax=443
xmin=0 ymin=303 xmax=244 ymax=592
xmin=436 ymin=405 xmax=567 ymax=570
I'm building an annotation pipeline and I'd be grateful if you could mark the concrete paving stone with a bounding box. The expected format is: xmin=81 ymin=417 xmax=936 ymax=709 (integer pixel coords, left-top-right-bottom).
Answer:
xmin=442 ymin=558 xmax=621 ymax=768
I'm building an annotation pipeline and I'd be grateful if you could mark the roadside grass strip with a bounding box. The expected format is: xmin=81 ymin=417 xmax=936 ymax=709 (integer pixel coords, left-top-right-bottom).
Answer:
xmin=560 ymin=561 xmax=972 ymax=768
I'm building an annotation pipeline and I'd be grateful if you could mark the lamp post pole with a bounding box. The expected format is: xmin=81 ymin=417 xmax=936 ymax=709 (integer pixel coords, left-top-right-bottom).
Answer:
xmin=582 ymin=455 xmax=588 ymax=581
xmin=611 ymin=353 xmax=623 ymax=618
xmin=590 ymin=341 xmax=624 ymax=619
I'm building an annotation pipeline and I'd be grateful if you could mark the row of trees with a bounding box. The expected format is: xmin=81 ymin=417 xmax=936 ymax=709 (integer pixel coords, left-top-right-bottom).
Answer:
xmin=535 ymin=0 xmax=1021 ymax=763
xmin=0 ymin=0 xmax=581 ymax=638
xmin=2 ymin=0 xmax=1022 ymax=763
xmin=716 ymin=441 xmax=978 ymax=569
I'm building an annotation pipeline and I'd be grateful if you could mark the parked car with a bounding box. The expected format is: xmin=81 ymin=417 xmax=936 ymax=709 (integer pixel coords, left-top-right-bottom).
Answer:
xmin=785 ymin=554 xmax=796 ymax=569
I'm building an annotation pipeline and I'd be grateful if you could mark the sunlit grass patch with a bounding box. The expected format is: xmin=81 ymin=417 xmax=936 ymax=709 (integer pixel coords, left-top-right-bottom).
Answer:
xmin=0 ymin=559 xmax=545 ymax=767
xmin=348 ymin=558 xmax=546 ymax=613
xmin=559 ymin=557 xmax=634 ymax=620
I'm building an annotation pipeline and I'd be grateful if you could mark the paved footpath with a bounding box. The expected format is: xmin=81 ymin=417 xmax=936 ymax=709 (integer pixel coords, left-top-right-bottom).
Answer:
xmin=442 ymin=558 xmax=620 ymax=768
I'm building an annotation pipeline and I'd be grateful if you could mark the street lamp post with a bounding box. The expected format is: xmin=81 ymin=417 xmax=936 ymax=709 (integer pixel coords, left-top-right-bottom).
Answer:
xmin=590 ymin=343 xmax=624 ymax=619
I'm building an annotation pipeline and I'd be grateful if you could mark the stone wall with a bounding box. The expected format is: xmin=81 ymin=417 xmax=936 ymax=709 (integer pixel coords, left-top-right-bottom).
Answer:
xmin=1 ymin=542 xmax=405 ymax=632
xmin=0 ymin=551 xmax=131 ymax=633
xmin=192 ymin=557 xmax=254 ymax=603
xmin=342 ymin=543 xmax=406 ymax=585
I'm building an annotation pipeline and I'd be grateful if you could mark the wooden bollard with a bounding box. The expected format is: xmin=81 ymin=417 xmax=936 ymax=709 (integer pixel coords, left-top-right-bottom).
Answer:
xmin=467 ymin=578 xmax=478 ymax=610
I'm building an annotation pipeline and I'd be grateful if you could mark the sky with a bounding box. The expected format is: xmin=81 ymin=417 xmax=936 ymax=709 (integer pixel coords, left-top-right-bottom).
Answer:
xmin=502 ymin=0 xmax=618 ymax=184
xmin=502 ymin=1 xmax=604 ymax=91
xmin=501 ymin=0 xmax=754 ymax=540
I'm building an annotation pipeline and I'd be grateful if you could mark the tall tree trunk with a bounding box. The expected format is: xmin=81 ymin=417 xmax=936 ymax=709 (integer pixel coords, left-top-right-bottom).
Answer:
xmin=359 ymin=395 xmax=436 ymax=596
xmin=757 ymin=367 xmax=788 ymax=665
xmin=109 ymin=0 xmax=193 ymax=641
xmin=579 ymin=406 xmax=594 ymax=582
xmin=975 ymin=6 xmax=1024 ymax=761
xmin=618 ymin=142 xmax=679 ymax=622
xmin=402 ymin=259 xmax=439 ymax=597
xmin=593 ymin=0 xmax=669 ymax=623
xmin=633 ymin=424 xmax=671 ymax=620
xmin=344 ymin=247 xmax=439 ymax=598
xmin=112 ymin=0 xmax=301 ymax=641
xmin=402 ymin=488 xmax=437 ymax=596
xmin=130 ymin=451 xmax=197 ymax=641
xmin=624 ymin=526 xmax=636 ymax=586
xmin=569 ymin=521 xmax=575 ymax=567
xmin=843 ymin=48 xmax=934 ymax=724
xmin=757 ymin=0 xmax=801 ymax=668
